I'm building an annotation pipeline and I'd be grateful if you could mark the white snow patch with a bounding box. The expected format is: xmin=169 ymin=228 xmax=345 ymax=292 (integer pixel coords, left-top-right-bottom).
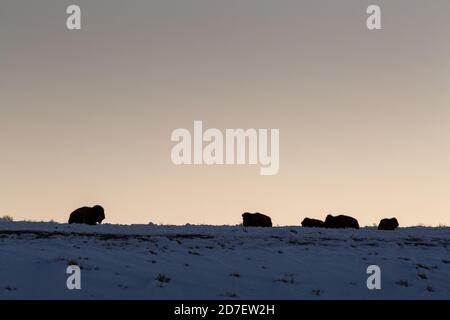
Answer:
xmin=0 ymin=221 xmax=449 ymax=299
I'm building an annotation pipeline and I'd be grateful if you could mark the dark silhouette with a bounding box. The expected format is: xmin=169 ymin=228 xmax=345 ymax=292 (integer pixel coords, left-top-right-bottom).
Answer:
xmin=69 ymin=205 xmax=105 ymax=225
xmin=324 ymin=214 xmax=359 ymax=229
xmin=378 ymin=218 xmax=399 ymax=230
xmin=242 ymin=212 xmax=272 ymax=227
xmin=301 ymin=218 xmax=325 ymax=228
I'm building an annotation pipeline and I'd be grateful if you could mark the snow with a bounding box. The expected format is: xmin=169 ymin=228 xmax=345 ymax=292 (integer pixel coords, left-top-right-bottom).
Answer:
xmin=0 ymin=221 xmax=449 ymax=299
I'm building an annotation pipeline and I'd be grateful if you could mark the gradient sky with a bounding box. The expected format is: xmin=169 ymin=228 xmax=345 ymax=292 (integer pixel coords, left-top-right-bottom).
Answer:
xmin=1 ymin=0 xmax=449 ymax=226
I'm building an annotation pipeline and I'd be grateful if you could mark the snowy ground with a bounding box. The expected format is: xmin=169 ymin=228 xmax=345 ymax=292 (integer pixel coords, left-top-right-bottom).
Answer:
xmin=0 ymin=221 xmax=449 ymax=299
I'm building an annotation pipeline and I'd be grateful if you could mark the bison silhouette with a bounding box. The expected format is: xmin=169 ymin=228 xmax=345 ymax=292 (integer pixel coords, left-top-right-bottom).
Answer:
xmin=301 ymin=218 xmax=325 ymax=228
xmin=378 ymin=218 xmax=399 ymax=230
xmin=242 ymin=212 xmax=272 ymax=227
xmin=68 ymin=205 xmax=105 ymax=225
xmin=324 ymin=214 xmax=359 ymax=229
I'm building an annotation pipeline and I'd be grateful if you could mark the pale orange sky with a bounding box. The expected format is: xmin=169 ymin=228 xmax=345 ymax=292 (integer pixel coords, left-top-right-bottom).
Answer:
xmin=1 ymin=0 xmax=449 ymax=226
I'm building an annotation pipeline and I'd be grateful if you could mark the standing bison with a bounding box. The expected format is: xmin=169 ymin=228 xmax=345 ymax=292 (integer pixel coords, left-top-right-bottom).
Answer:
xmin=378 ymin=218 xmax=399 ymax=230
xmin=68 ymin=205 xmax=105 ymax=225
xmin=301 ymin=218 xmax=325 ymax=228
xmin=242 ymin=212 xmax=272 ymax=227
xmin=324 ymin=214 xmax=359 ymax=229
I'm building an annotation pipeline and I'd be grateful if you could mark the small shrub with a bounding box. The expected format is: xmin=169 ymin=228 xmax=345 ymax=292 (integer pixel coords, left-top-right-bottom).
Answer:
xmin=155 ymin=273 xmax=171 ymax=285
xmin=396 ymin=280 xmax=410 ymax=287
xmin=426 ymin=285 xmax=435 ymax=292
xmin=311 ymin=289 xmax=322 ymax=296
xmin=0 ymin=216 xmax=14 ymax=222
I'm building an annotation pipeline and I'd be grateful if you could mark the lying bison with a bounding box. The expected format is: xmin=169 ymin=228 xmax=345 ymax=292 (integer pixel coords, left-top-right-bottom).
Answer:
xmin=378 ymin=218 xmax=399 ymax=230
xmin=242 ymin=212 xmax=272 ymax=227
xmin=324 ymin=214 xmax=359 ymax=229
xmin=69 ymin=205 xmax=105 ymax=225
xmin=301 ymin=218 xmax=325 ymax=228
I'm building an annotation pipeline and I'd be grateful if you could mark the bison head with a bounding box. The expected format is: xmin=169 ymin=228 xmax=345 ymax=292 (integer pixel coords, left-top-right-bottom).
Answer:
xmin=92 ymin=205 xmax=105 ymax=224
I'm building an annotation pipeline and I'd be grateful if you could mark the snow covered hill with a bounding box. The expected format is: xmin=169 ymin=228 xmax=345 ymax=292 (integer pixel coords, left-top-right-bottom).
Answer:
xmin=0 ymin=221 xmax=449 ymax=299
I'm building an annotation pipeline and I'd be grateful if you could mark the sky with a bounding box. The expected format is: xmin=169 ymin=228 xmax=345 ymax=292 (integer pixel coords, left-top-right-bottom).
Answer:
xmin=1 ymin=0 xmax=449 ymax=226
